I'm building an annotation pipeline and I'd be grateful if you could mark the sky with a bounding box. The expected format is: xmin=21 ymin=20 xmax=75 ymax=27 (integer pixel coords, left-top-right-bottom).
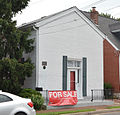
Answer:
xmin=13 ymin=0 xmax=120 ymax=26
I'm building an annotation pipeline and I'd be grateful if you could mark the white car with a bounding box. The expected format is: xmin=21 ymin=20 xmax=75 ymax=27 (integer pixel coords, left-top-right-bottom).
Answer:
xmin=0 ymin=90 xmax=36 ymax=115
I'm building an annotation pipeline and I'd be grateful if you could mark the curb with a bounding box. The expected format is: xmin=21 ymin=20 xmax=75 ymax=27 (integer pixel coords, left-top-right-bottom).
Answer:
xmin=62 ymin=108 xmax=120 ymax=115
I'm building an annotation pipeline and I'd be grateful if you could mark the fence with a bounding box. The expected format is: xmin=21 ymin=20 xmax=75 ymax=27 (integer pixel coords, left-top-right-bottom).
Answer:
xmin=39 ymin=89 xmax=114 ymax=106
xmin=91 ymin=89 xmax=114 ymax=101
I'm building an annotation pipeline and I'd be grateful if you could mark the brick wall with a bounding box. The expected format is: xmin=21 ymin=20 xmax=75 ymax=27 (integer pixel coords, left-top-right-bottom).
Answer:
xmin=104 ymin=39 xmax=119 ymax=92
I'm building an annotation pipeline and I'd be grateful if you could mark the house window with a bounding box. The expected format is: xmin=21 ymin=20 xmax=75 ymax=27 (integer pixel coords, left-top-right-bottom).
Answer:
xmin=67 ymin=60 xmax=73 ymax=67
xmin=67 ymin=60 xmax=81 ymax=68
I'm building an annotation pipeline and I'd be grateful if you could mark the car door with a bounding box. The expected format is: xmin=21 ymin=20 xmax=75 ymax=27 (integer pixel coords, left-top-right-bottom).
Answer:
xmin=0 ymin=94 xmax=15 ymax=115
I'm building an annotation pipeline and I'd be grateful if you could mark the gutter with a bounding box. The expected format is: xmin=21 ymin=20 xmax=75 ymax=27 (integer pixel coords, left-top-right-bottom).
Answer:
xmin=32 ymin=25 xmax=40 ymax=88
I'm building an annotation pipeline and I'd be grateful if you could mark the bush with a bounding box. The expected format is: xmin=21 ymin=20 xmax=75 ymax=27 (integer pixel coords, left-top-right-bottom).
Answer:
xmin=31 ymin=94 xmax=44 ymax=110
xmin=19 ymin=88 xmax=41 ymax=98
xmin=19 ymin=88 xmax=45 ymax=110
xmin=104 ymin=83 xmax=113 ymax=89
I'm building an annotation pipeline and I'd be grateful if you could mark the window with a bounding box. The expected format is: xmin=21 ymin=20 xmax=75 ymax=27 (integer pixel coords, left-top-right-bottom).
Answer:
xmin=67 ymin=60 xmax=81 ymax=68
xmin=67 ymin=60 xmax=73 ymax=67
xmin=0 ymin=94 xmax=13 ymax=103
xmin=76 ymin=61 xmax=81 ymax=67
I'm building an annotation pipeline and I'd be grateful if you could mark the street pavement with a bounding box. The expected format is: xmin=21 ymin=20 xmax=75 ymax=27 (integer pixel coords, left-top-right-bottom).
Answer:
xmin=95 ymin=111 xmax=120 ymax=115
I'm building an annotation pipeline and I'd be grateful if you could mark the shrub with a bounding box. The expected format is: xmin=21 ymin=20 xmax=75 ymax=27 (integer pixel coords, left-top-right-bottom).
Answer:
xmin=31 ymin=94 xmax=44 ymax=110
xmin=104 ymin=83 xmax=113 ymax=89
xmin=19 ymin=88 xmax=41 ymax=98
xmin=19 ymin=88 xmax=45 ymax=110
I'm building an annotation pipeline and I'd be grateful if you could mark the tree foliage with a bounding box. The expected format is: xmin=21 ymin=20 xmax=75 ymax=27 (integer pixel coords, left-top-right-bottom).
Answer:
xmin=116 ymin=18 xmax=120 ymax=21
xmin=104 ymin=83 xmax=113 ymax=89
xmin=99 ymin=12 xmax=115 ymax=19
xmin=0 ymin=0 xmax=30 ymax=20
xmin=0 ymin=58 xmax=34 ymax=94
xmin=99 ymin=12 xmax=120 ymax=21
xmin=0 ymin=0 xmax=34 ymax=94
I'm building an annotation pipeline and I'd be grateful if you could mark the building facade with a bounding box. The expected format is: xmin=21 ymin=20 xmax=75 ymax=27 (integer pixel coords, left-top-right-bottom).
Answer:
xmin=21 ymin=7 xmax=106 ymax=99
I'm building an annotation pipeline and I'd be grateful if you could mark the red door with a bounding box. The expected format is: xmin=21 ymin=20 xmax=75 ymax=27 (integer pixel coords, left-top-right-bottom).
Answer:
xmin=70 ymin=71 xmax=75 ymax=90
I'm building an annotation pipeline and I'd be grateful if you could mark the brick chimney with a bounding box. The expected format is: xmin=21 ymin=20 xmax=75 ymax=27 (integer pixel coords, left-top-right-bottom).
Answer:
xmin=90 ymin=7 xmax=99 ymax=25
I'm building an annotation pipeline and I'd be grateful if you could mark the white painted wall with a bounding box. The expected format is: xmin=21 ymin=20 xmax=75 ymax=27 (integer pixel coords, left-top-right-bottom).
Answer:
xmin=36 ymin=11 xmax=103 ymax=96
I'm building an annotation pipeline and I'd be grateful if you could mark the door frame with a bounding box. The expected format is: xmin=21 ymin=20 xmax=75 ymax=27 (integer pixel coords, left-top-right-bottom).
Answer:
xmin=67 ymin=68 xmax=83 ymax=99
xmin=70 ymin=71 xmax=76 ymax=91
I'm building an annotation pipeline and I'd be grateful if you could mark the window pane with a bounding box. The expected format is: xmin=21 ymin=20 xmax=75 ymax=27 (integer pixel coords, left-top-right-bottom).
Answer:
xmin=77 ymin=61 xmax=81 ymax=67
xmin=74 ymin=61 xmax=77 ymax=67
xmin=68 ymin=60 xmax=81 ymax=67
xmin=0 ymin=94 xmax=12 ymax=103
xmin=67 ymin=60 xmax=73 ymax=67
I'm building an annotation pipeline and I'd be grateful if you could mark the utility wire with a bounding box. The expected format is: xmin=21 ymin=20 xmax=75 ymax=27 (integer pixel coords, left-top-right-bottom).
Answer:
xmin=104 ymin=5 xmax=120 ymax=11
xmin=81 ymin=0 xmax=108 ymax=9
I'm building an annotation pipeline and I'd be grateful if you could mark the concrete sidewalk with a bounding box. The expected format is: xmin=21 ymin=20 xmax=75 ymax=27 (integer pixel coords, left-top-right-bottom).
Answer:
xmin=47 ymin=100 xmax=114 ymax=110
xmin=37 ymin=99 xmax=120 ymax=114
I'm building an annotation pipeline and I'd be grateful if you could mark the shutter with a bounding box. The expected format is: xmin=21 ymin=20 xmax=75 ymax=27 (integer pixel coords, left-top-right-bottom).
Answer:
xmin=62 ymin=56 xmax=67 ymax=90
xmin=82 ymin=57 xmax=87 ymax=96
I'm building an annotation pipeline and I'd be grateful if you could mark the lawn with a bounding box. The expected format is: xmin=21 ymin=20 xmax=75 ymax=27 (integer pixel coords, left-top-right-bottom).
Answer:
xmin=106 ymin=106 xmax=120 ymax=109
xmin=36 ymin=108 xmax=96 ymax=115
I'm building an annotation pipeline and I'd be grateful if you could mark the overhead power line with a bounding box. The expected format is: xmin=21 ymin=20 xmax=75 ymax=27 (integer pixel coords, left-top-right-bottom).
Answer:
xmin=104 ymin=5 xmax=120 ymax=11
xmin=81 ymin=0 xmax=108 ymax=9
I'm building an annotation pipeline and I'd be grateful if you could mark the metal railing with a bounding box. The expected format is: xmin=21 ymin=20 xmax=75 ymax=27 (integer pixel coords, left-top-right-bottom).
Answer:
xmin=91 ymin=89 xmax=114 ymax=101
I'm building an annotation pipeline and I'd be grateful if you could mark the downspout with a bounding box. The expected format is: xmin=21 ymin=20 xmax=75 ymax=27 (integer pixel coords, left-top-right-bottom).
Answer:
xmin=33 ymin=25 xmax=39 ymax=88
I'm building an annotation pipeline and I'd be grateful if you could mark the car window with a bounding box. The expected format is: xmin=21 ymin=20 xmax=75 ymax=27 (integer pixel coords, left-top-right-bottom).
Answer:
xmin=0 ymin=94 xmax=13 ymax=103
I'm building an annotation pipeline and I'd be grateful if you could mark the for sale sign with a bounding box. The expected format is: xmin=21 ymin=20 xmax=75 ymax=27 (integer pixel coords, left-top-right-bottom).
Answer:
xmin=48 ymin=90 xmax=78 ymax=106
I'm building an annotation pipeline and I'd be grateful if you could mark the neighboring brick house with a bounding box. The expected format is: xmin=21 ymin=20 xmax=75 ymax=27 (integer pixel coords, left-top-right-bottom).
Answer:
xmin=83 ymin=7 xmax=120 ymax=92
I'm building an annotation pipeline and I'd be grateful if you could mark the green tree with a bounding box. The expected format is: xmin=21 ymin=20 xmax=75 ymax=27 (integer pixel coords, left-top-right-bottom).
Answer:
xmin=99 ymin=13 xmax=112 ymax=18
xmin=99 ymin=12 xmax=117 ymax=20
xmin=116 ymin=18 xmax=120 ymax=21
xmin=0 ymin=0 xmax=34 ymax=94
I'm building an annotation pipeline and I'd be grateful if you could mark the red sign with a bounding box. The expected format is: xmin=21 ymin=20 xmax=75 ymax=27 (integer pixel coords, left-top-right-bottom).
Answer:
xmin=48 ymin=90 xmax=78 ymax=106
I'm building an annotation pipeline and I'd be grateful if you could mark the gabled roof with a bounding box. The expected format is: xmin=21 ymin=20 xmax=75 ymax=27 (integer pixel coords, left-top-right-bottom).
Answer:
xmin=19 ymin=6 xmax=120 ymax=50
xmin=19 ymin=6 xmax=105 ymax=39
xmin=18 ymin=7 xmax=77 ymax=29
xmin=109 ymin=22 xmax=120 ymax=33
xmin=82 ymin=11 xmax=120 ymax=50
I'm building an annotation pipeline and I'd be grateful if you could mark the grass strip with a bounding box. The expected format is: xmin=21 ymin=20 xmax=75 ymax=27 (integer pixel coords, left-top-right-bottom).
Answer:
xmin=106 ymin=106 xmax=120 ymax=109
xmin=36 ymin=108 xmax=96 ymax=115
